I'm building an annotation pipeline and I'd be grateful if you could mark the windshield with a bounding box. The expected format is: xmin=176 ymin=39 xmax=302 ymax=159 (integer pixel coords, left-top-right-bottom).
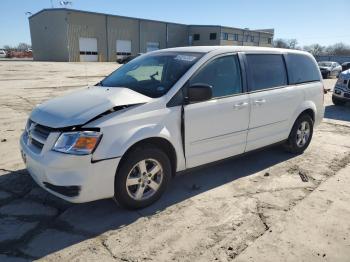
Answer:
xmin=318 ymin=62 xmax=332 ymax=67
xmin=100 ymin=52 xmax=204 ymax=98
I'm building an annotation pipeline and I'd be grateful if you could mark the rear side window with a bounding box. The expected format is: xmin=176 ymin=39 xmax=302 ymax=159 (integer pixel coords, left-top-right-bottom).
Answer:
xmin=190 ymin=55 xmax=242 ymax=98
xmin=246 ymin=54 xmax=287 ymax=91
xmin=286 ymin=54 xmax=321 ymax=84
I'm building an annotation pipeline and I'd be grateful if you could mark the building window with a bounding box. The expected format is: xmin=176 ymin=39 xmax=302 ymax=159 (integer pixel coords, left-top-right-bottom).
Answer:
xmin=251 ymin=36 xmax=254 ymax=42
xmin=234 ymin=34 xmax=239 ymax=41
xmin=221 ymin=32 xmax=229 ymax=40
xmin=245 ymin=35 xmax=249 ymax=42
xmin=268 ymin=38 xmax=272 ymax=44
xmin=193 ymin=34 xmax=200 ymax=41
xmin=210 ymin=33 xmax=217 ymax=40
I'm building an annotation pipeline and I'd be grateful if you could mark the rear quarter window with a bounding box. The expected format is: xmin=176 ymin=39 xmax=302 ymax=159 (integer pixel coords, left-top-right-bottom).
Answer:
xmin=286 ymin=54 xmax=321 ymax=84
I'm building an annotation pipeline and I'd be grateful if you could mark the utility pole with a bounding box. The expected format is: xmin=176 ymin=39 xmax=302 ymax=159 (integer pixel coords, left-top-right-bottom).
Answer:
xmin=50 ymin=0 xmax=54 ymax=8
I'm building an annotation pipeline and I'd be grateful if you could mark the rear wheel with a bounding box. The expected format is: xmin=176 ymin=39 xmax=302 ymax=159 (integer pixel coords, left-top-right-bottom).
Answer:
xmin=114 ymin=145 xmax=171 ymax=209
xmin=284 ymin=114 xmax=314 ymax=154
xmin=332 ymin=96 xmax=346 ymax=106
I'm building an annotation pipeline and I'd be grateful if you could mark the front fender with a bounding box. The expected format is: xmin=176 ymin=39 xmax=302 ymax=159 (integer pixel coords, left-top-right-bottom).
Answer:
xmin=92 ymin=122 xmax=186 ymax=171
xmin=121 ymin=124 xmax=173 ymax=156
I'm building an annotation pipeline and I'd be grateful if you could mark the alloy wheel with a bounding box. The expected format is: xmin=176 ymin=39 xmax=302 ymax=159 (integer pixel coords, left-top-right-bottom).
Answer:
xmin=296 ymin=121 xmax=311 ymax=148
xmin=126 ymin=159 xmax=163 ymax=201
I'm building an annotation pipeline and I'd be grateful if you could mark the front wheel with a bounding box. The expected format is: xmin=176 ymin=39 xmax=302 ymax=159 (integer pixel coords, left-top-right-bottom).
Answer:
xmin=114 ymin=145 xmax=171 ymax=209
xmin=284 ymin=114 xmax=314 ymax=154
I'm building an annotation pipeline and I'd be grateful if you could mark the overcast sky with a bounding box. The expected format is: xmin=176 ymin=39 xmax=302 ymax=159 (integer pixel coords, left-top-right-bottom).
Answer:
xmin=1 ymin=0 xmax=349 ymax=48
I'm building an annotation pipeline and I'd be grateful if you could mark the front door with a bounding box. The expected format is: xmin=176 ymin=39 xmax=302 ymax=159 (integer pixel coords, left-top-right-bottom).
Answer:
xmin=184 ymin=54 xmax=250 ymax=168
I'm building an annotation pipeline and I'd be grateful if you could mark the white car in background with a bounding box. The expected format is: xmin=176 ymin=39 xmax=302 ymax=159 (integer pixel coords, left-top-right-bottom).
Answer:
xmin=0 ymin=50 xmax=6 ymax=58
xmin=318 ymin=61 xmax=342 ymax=79
xmin=20 ymin=46 xmax=324 ymax=209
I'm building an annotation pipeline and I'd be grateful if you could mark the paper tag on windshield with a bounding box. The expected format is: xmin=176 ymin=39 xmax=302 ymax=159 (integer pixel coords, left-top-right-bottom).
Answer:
xmin=174 ymin=55 xmax=197 ymax=62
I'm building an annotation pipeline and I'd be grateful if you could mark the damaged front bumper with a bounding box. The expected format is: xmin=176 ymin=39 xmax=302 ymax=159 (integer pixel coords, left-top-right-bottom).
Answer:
xmin=20 ymin=132 xmax=119 ymax=203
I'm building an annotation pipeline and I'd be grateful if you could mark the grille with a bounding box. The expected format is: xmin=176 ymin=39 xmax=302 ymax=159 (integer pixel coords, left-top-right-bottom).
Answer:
xmin=25 ymin=120 xmax=52 ymax=153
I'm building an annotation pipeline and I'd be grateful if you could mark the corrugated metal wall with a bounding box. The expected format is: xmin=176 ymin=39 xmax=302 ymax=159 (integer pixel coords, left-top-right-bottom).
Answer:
xmin=167 ymin=24 xmax=189 ymax=48
xmin=29 ymin=9 xmax=274 ymax=62
xmin=107 ymin=16 xmax=140 ymax=61
xmin=140 ymin=20 xmax=167 ymax=53
xmin=29 ymin=10 xmax=69 ymax=61
xmin=66 ymin=11 xmax=107 ymax=62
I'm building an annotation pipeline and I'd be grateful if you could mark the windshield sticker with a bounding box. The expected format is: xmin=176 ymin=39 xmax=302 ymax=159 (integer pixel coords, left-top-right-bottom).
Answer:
xmin=174 ymin=55 xmax=197 ymax=62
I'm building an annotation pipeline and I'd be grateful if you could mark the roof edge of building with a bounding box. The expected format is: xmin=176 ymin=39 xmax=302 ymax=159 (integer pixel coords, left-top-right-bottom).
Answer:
xmin=29 ymin=8 xmax=274 ymax=35
xmin=28 ymin=8 xmax=187 ymax=26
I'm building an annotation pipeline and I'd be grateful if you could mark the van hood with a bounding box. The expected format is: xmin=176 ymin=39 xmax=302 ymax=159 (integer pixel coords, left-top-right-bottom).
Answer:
xmin=30 ymin=86 xmax=152 ymax=128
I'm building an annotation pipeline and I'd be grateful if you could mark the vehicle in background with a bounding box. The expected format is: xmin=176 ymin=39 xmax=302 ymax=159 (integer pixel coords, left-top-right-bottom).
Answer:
xmin=318 ymin=61 xmax=342 ymax=78
xmin=333 ymin=69 xmax=350 ymax=106
xmin=0 ymin=50 xmax=6 ymax=58
xmin=117 ymin=53 xmax=143 ymax=64
xmin=20 ymin=46 xmax=324 ymax=209
xmin=341 ymin=62 xmax=350 ymax=72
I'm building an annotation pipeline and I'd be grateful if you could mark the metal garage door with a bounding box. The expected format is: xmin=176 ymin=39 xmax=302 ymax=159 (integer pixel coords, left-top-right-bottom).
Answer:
xmin=116 ymin=40 xmax=132 ymax=62
xmin=146 ymin=42 xmax=160 ymax=52
xmin=79 ymin=37 xmax=98 ymax=62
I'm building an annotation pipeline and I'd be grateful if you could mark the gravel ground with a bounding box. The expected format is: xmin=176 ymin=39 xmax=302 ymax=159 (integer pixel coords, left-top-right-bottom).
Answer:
xmin=0 ymin=61 xmax=350 ymax=261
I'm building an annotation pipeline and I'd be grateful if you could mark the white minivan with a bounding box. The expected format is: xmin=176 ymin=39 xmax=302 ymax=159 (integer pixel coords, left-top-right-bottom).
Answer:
xmin=20 ymin=46 xmax=324 ymax=209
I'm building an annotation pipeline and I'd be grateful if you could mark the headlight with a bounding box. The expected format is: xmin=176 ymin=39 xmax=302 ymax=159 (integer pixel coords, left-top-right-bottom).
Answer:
xmin=336 ymin=77 xmax=343 ymax=85
xmin=53 ymin=131 xmax=102 ymax=155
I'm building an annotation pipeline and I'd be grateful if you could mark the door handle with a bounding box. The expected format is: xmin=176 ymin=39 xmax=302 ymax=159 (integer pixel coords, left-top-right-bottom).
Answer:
xmin=253 ymin=99 xmax=266 ymax=106
xmin=233 ymin=102 xmax=249 ymax=110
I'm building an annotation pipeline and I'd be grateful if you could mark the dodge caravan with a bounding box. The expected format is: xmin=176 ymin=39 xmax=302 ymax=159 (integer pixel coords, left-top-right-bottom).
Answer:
xmin=20 ymin=46 xmax=324 ymax=209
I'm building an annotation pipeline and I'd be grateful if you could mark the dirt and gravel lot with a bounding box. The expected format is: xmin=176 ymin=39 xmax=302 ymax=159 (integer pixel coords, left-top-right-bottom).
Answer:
xmin=0 ymin=61 xmax=350 ymax=262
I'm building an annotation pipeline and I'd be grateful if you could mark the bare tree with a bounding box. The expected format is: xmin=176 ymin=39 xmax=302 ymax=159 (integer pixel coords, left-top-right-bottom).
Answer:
xmin=273 ymin=38 xmax=299 ymax=49
xmin=2 ymin=45 xmax=12 ymax=51
xmin=287 ymin=39 xmax=298 ymax=49
xmin=325 ymin=43 xmax=350 ymax=56
xmin=16 ymin=43 xmax=31 ymax=51
xmin=303 ymin=44 xmax=325 ymax=56
xmin=273 ymin=38 xmax=289 ymax=48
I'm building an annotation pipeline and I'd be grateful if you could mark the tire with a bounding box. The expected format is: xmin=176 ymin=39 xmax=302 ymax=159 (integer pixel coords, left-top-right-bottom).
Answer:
xmin=332 ymin=96 xmax=346 ymax=106
xmin=283 ymin=114 xmax=314 ymax=154
xmin=114 ymin=144 xmax=171 ymax=209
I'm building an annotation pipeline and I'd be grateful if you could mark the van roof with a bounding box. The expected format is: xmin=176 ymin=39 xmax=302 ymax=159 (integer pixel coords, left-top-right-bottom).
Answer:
xmin=157 ymin=46 xmax=309 ymax=55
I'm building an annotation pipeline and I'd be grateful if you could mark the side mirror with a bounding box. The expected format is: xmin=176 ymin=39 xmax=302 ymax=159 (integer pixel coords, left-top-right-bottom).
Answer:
xmin=187 ymin=83 xmax=212 ymax=103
